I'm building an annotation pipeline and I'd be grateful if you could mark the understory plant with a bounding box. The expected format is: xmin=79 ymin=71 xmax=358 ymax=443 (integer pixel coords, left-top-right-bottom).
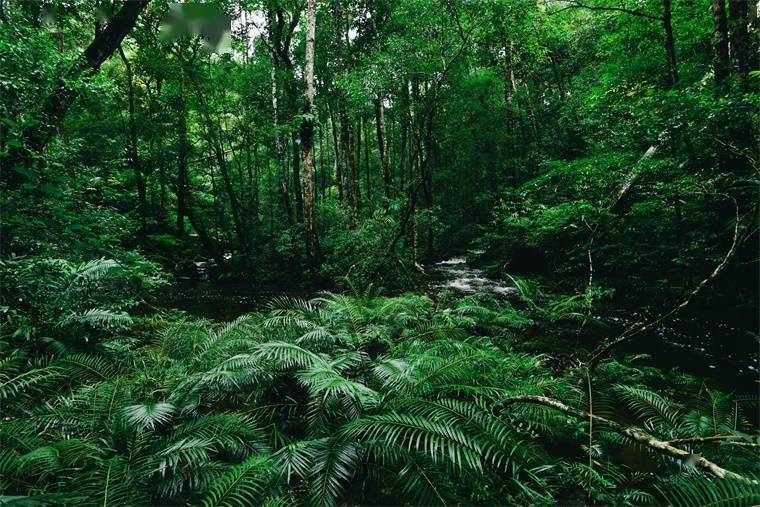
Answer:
xmin=1 ymin=294 xmax=756 ymax=506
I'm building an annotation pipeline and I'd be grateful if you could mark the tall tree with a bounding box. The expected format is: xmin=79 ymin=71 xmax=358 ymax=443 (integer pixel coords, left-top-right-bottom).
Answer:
xmin=711 ymin=0 xmax=730 ymax=88
xmin=118 ymin=46 xmax=147 ymax=238
xmin=727 ymin=0 xmax=749 ymax=88
xmin=662 ymin=0 xmax=678 ymax=87
xmin=301 ymin=0 xmax=318 ymax=268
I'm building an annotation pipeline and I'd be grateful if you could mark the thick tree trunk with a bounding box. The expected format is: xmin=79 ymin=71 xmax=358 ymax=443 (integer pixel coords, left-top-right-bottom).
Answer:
xmin=5 ymin=0 xmax=149 ymax=187
xmin=711 ymin=0 xmax=730 ymax=88
xmin=301 ymin=0 xmax=318 ymax=269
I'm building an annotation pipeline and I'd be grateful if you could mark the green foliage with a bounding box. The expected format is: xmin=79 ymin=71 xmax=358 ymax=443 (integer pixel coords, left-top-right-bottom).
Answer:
xmin=1 ymin=293 xmax=755 ymax=505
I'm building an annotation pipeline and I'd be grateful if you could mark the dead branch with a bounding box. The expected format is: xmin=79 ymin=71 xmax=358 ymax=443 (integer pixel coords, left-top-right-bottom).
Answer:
xmin=505 ymin=395 xmax=748 ymax=481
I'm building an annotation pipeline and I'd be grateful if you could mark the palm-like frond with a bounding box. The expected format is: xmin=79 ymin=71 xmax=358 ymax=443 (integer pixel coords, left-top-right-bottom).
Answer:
xmin=123 ymin=402 xmax=175 ymax=430
xmin=200 ymin=454 xmax=280 ymax=507
xmin=656 ymin=474 xmax=760 ymax=507
xmin=60 ymin=309 xmax=133 ymax=330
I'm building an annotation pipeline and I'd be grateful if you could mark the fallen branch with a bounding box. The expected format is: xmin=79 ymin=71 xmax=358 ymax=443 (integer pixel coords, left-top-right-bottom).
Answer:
xmin=608 ymin=128 xmax=677 ymax=213
xmin=667 ymin=435 xmax=751 ymax=445
xmin=587 ymin=198 xmax=741 ymax=369
xmin=505 ymin=395 xmax=748 ymax=481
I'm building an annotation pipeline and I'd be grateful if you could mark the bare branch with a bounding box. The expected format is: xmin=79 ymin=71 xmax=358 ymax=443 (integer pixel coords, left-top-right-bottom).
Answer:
xmin=588 ymin=198 xmax=742 ymax=369
xmin=505 ymin=395 xmax=749 ymax=481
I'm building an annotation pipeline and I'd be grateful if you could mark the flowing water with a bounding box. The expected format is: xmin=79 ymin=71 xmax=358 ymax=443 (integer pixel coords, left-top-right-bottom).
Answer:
xmin=427 ymin=250 xmax=518 ymax=298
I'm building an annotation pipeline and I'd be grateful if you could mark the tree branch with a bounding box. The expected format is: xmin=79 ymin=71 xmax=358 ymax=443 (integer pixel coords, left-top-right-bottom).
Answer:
xmin=588 ymin=198 xmax=742 ymax=369
xmin=546 ymin=0 xmax=663 ymax=21
xmin=505 ymin=395 xmax=748 ymax=481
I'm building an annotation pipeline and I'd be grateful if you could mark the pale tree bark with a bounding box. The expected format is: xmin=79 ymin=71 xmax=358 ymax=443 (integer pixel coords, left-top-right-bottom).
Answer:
xmin=331 ymin=0 xmax=356 ymax=222
xmin=268 ymin=10 xmax=294 ymax=227
xmin=301 ymin=0 xmax=318 ymax=269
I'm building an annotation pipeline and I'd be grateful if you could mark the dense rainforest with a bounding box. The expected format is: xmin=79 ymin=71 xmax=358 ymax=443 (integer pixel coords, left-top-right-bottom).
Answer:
xmin=1 ymin=0 xmax=759 ymax=505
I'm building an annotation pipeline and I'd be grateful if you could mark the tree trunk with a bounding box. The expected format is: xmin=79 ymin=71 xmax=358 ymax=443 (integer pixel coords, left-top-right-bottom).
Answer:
xmin=301 ymin=0 xmax=318 ymax=269
xmin=5 ymin=0 xmax=149 ymax=187
xmin=176 ymin=77 xmax=189 ymax=239
xmin=291 ymin=130 xmax=304 ymax=223
xmin=363 ymin=116 xmax=372 ymax=207
xmin=331 ymin=0 xmax=355 ymax=221
xmin=118 ymin=46 xmax=147 ymax=238
xmin=328 ymin=104 xmax=344 ymax=200
xmin=711 ymin=0 xmax=730 ymax=89
xmin=503 ymin=37 xmax=518 ymax=186
xmin=374 ymin=96 xmax=391 ymax=202
xmin=662 ymin=0 xmax=678 ymax=87
xmin=268 ymin=17 xmax=293 ymax=228
xmin=728 ymin=0 xmax=749 ymax=89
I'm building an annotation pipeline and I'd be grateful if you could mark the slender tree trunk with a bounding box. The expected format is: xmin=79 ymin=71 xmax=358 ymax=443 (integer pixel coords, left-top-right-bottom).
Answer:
xmin=363 ymin=116 xmax=372 ymax=207
xmin=291 ymin=130 xmax=304 ymax=223
xmin=341 ymin=105 xmax=354 ymax=220
xmin=711 ymin=0 xmax=730 ymax=89
xmin=503 ymin=38 xmax=518 ymax=186
xmin=352 ymin=121 xmax=361 ymax=216
xmin=301 ymin=0 xmax=318 ymax=269
xmin=176 ymin=76 xmax=189 ymax=239
xmin=328 ymin=105 xmax=344 ymax=200
xmin=332 ymin=0 xmax=355 ymax=221
xmin=728 ymin=0 xmax=749 ymax=89
xmin=118 ymin=46 xmax=147 ymax=238
xmin=268 ymin=23 xmax=293 ymax=227
xmin=662 ymin=0 xmax=679 ymax=87
xmin=318 ymin=123 xmax=327 ymax=200
xmin=423 ymin=108 xmax=434 ymax=259
xmin=399 ymin=81 xmax=409 ymax=192
xmin=374 ymin=96 xmax=391 ymax=202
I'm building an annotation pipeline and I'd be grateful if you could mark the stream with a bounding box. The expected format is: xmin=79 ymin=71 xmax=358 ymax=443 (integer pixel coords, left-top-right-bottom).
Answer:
xmin=163 ymin=252 xmax=758 ymax=392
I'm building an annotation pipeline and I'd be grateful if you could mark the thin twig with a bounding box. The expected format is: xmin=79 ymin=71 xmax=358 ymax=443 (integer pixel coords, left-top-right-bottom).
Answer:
xmin=588 ymin=198 xmax=742 ymax=369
